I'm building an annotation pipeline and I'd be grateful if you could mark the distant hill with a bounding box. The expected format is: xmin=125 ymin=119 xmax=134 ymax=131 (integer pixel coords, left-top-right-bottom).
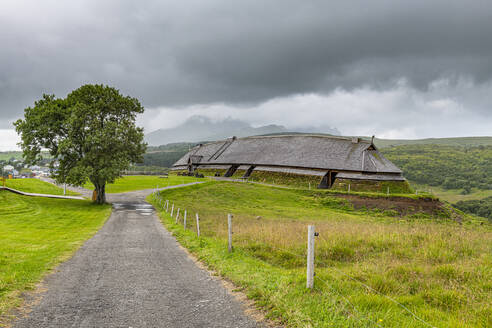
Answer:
xmin=381 ymin=144 xmax=492 ymax=191
xmin=372 ymin=136 xmax=492 ymax=148
xmin=144 ymin=116 xmax=340 ymax=146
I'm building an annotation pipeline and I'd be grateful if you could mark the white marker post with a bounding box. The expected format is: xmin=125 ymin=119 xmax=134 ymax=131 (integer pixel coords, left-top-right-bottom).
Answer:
xmin=175 ymin=208 xmax=180 ymax=224
xmin=228 ymin=214 xmax=233 ymax=252
xmin=306 ymin=225 xmax=316 ymax=289
xmin=196 ymin=213 xmax=200 ymax=237
xmin=183 ymin=210 xmax=187 ymax=230
xmin=171 ymin=203 xmax=174 ymax=216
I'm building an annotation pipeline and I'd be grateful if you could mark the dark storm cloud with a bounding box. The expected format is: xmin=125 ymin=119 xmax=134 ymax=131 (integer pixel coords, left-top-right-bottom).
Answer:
xmin=1 ymin=0 xmax=492 ymax=128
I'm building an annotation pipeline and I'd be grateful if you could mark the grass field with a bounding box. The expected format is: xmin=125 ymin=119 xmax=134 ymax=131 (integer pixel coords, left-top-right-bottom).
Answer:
xmin=4 ymin=178 xmax=79 ymax=196
xmin=0 ymin=191 xmax=111 ymax=322
xmin=411 ymin=183 xmax=492 ymax=203
xmin=149 ymin=181 xmax=492 ymax=327
xmin=83 ymin=175 xmax=204 ymax=193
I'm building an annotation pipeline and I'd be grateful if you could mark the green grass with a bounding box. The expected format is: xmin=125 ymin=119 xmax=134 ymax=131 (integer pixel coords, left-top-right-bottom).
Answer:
xmin=4 ymin=178 xmax=79 ymax=196
xmin=0 ymin=151 xmax=51 ymax=161
xmin=0 ymin=191 xmax=111 ymax=321
xmin=411 ymin=183 xmax=492 ymax=203
xmin=83 ymin=175 xmax=205 ymax=193
xmin=0 ymin=152 xmax=23 ymax=161
xmin=149 ymin=181 xmax=492 ymax=327
xmin=374 ymin=136 xmax=492 ymax=148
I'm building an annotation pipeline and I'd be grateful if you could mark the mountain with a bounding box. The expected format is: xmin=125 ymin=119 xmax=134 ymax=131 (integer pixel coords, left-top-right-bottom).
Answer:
xmin=144 ymin=116 xmax=340 ymax=145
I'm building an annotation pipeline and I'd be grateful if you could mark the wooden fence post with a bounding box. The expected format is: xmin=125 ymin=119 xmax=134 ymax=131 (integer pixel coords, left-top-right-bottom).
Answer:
xmin=196 ymin=213 xmax=200 ymax=237
xmin=171 ymin=203 xmax=174 ymax=216
xmin=348 ymin=184 xmax=351 ymax=193
xmin=166 ymin=200 xmax=169 ymax=212
xmin=175 ymin=208 xmax=180 ymax=224
xmin=307 ymin=225 xmax=316 ymax=289
xmin=228 ymin=214 xmax=233 ymax=252
xmin=183 ymin=210 xmax=187 ymax=230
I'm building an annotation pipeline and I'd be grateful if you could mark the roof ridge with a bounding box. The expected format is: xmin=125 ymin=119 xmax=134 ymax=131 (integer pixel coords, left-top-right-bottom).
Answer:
xmin=202 ymin=134 xmax=372 ymax=144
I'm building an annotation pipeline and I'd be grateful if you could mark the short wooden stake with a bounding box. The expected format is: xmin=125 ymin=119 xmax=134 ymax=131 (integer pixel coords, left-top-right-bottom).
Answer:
xmin=166 ymin=200 xmax=169 ymax=212
xmin=183 ymin=210 xmax=187 ymax=230
xmin=348 ymin=184 xmax=351 ymax=193
xmin=171 ymin=203 xmax=174 ymax=216
xmin=228 ymin=214 xmax=233 ymax=252
xmin=196 ymin=213 xmax=200 ymax=237
xmin=175 ymin=208 xmax=180 ymax=224
xmin=307 ymin=225 xmax=315 ymax=289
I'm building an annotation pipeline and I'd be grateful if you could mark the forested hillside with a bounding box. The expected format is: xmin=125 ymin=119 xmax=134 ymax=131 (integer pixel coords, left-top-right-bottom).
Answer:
xmin=143 ymin=143 xmax=197 ymax=167
xmin=373 ymin=136 xmax=492 ymax=148
xmin=382 ymin=145 xmax=492 ymax=191
xmin=454 ymin=196 xmax=492 ymax=220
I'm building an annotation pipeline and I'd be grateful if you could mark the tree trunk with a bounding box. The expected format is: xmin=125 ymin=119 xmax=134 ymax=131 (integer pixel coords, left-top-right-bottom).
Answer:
xmin=94 ymin=183 xmax=106 ymax=204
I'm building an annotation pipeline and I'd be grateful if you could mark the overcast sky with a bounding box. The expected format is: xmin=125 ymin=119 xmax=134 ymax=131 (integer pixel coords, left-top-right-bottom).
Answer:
xmin=1 ymin=0 xmax=492 ymax=150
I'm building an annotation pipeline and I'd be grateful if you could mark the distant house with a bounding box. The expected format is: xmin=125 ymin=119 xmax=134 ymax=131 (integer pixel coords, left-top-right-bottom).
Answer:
xmin=3 ymin=165 xmax=14 ymax=172
xmin=172 ymin=134 xmax=408 ymax=191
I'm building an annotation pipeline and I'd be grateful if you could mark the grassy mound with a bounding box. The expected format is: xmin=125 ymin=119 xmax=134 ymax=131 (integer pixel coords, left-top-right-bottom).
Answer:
xmin=0 ymin=192 xmax=111 ymax=321
xmin=150 ymin=181 xmax=491 ymax=327
xmin=4 ymin=178 xmax=79 ymax=196
xmin=332 ymin=179 xmax=413 ymax=194
xmin=248 ymin=170 xmax=321 ymax=189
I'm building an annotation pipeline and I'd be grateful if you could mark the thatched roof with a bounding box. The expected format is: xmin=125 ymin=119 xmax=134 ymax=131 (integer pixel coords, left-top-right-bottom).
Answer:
xmin=173 ymin=135 xmax=403 ymax=176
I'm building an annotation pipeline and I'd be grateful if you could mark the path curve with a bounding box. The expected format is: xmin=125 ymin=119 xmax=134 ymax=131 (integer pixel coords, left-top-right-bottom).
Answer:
xmin=12 ymin=183 xmax=263 ymax=328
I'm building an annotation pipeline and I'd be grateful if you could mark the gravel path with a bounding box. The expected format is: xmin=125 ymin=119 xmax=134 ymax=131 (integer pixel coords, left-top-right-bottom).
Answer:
xmin=13 ymin=184 xmax=262 ymax=328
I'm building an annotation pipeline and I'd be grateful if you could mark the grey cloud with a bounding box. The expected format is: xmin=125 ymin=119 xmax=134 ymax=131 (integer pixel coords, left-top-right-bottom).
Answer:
xmin=1 ymin=0 xmax=492 ymax=128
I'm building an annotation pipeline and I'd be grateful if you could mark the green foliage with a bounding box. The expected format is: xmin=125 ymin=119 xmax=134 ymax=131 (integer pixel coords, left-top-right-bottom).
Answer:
xmin=454 ymin=196 xmax=492 ymax=220
xmin=143 ymin=151 xmax=187 ymax=167
xmin=0 ymin=191 xmax=111 ymax=318
xmin=14 ymin=84 xmax=146 ymax=203
xmin=144 ymin=143 xmax=196 ymax=167
xmin=382 ymin=145 xmax=492 ymax=191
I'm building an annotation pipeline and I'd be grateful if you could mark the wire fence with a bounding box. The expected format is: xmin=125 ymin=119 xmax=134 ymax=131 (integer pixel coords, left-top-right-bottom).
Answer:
xmin=150 ymin=190 xmax=435 ymax=328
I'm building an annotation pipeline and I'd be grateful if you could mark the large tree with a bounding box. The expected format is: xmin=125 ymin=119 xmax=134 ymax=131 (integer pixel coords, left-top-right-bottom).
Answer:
xmin=15 ymin=84 xmax=146 ymax=204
